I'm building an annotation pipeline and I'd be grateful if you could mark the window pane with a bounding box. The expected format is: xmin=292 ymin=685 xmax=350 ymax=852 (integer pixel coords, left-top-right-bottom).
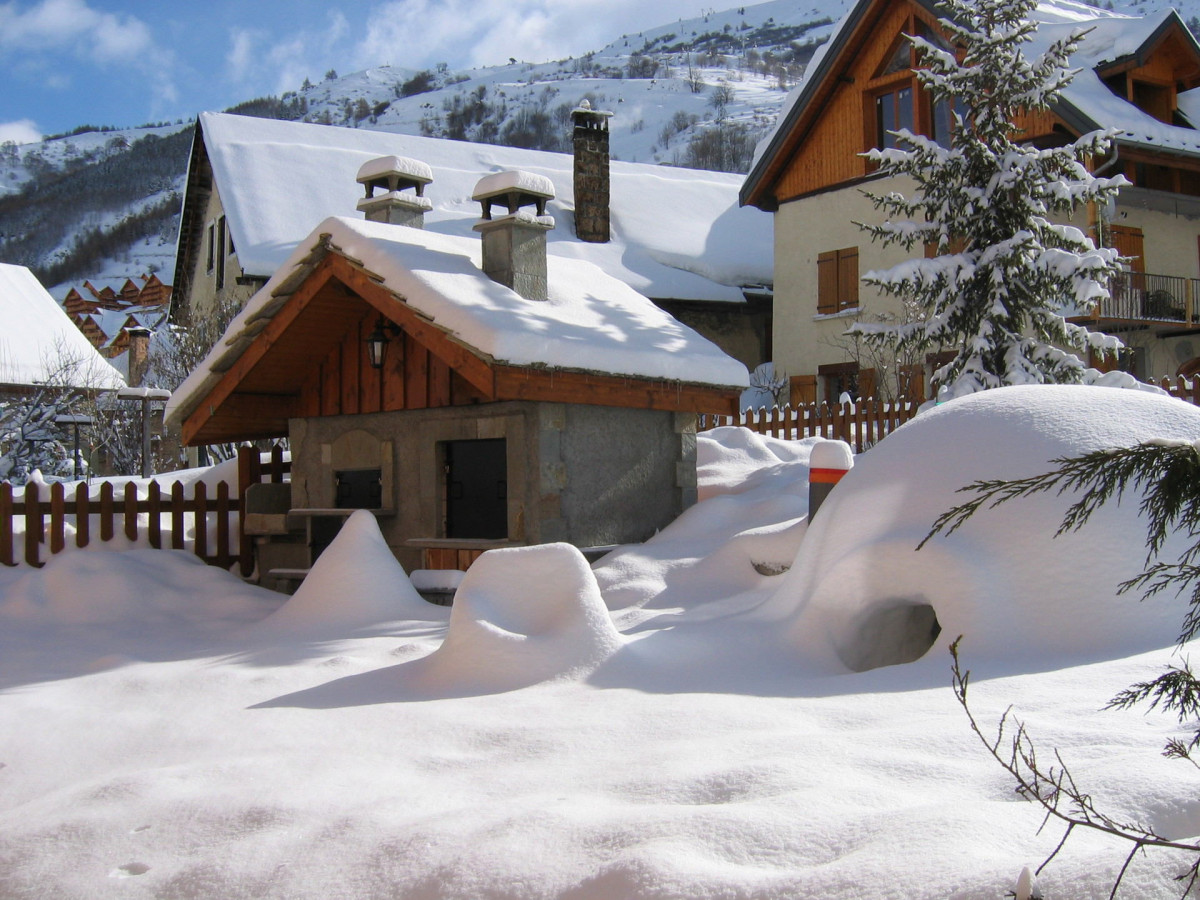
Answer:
xmin=897 ymin=86 xmax=913 ymax=137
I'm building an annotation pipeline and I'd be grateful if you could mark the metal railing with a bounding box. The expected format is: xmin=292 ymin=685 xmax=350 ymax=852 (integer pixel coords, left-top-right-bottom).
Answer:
xmin=1086 ymin=271 xmax=1200 ymax=325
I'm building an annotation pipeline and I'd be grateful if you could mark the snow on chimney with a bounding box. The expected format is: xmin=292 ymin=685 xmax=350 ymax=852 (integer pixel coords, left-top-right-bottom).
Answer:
xmin=471 ymin=171 xmax=555 ymax=301
xmin=356 ymin=156 xmax=433 ymax=228
xmin=571 ymin=99 xmax=613 ymax=244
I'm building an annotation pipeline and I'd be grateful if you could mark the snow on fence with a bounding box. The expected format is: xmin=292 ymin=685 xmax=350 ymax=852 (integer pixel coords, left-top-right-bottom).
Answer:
xmin=701 ymin=397 xmax=921 ymax=452
xmin=1150 ymin=375 xmax=1200 ymax=405
xmin=0 ymin=445 xmax=289 ymax=570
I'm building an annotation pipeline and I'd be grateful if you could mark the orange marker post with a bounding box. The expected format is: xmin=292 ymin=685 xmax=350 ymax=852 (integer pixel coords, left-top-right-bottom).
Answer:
xmin=809 ymin=439 xmax=853 ymax=519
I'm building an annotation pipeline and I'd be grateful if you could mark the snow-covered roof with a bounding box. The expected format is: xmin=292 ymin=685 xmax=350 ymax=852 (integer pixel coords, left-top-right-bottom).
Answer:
xmin=166 ymin=215 xmax=748 ymax=429
xmin=193 ymin=112 xmax=773 ymax=304
xmin=0 ymin=264 xmax=125 ymax=390
xmin=743 ymin=0 xmax=1200 ymax=205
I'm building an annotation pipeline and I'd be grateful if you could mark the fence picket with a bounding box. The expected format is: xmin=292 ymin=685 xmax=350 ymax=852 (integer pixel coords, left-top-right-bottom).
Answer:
xmin=147 ymin=481 xmax=161 ymax=549
xmin=0 ymin=483 xmax=12 ymax=566
xmin=123 ymin=483 xmax=138 ymax=542
xmin=100 ymin=482 xmax=114 ymax=541
xmin=74 ymin=482 xmax=89 ymax=549
xmin=216 ymin=481 xmax=232 ymax=570
xmin=171 ymin=481 xmax=185 ymax=550
xmin=49 ymin=482 xmax=65 ymax=554
xmin=24 ymin=482 xmax=42 ymax=567
xmin=194 ymin=481 xmax=208 ymax=562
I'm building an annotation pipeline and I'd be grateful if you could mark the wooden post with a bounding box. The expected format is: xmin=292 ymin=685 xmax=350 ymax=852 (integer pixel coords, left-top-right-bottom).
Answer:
xmin=74 ymin=482 xmax=89 ymax=549
xmin=24 ymin=481 xmax=43 ymax=567
xmin=49 ymin=482 xmax=65 ymax=555
xmin=147 ymin=481 xmax=162 ymax=549
xmin=124 ymin=483 xmax=138 ymax=542
xmin=271 ymin=443 xmax=285 ymax=482
xmin=0 ymin=482 xmax=13 ymax=566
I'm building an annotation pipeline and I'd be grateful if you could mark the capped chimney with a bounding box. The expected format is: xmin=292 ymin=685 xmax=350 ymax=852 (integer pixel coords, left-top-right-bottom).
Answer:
xmin=571 ymin=99 xmax=613 ymax=243
xmin=471 ymin=171 xmax=556 ymax=301
xmin=356 ymin=156 xmax=434 ymax=228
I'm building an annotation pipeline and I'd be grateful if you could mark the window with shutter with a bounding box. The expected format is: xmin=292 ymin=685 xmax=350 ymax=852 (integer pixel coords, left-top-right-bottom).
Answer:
xmin=817 ymin=247 xmax=859 ymax=314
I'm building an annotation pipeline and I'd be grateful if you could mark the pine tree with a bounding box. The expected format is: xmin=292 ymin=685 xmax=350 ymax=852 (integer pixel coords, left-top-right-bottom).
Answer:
xmin=850 ymin=0 xmax=1128 ymax=397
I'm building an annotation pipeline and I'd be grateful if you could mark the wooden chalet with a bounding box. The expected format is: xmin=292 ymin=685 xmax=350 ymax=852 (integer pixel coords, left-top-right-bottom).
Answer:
xmin=167 ymin=161 xmax=746 ymax=585
xmin=742 ymin=0 xmax=1200 ymax=400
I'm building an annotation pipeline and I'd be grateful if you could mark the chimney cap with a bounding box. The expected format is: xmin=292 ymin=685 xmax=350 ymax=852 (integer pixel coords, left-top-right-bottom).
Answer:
xmin=357 ymin=155 xmax=434 ymax=196
xmin=473 ymin=170 xmax=555 ymax=220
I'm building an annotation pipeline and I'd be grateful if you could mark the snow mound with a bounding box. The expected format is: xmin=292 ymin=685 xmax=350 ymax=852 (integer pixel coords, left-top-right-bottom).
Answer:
xmin=252 ymin=510 xmax=439 ymax=640
xmin=420 ymin=543 xmax=622 ymax=691
xmin=776 ymin=385 xmax=1200 ymax=673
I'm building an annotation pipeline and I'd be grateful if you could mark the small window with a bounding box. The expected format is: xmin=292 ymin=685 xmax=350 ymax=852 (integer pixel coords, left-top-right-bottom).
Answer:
xmin=817 ymin=247 xmax=859 ymax=314
xmin=931 ymin=95 xmax=967 ymax=147
xmin=205 ymin=223 xmax=215 ymax=274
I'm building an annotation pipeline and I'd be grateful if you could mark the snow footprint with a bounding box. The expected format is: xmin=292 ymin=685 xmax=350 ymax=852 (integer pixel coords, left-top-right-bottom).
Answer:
xmin=109 ymin=862 xmax=150 ymax=878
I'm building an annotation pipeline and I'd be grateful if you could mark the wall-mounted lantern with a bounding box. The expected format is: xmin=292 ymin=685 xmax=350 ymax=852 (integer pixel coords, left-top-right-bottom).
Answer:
xmin=365 ymin=316 xmax=401 ymax=370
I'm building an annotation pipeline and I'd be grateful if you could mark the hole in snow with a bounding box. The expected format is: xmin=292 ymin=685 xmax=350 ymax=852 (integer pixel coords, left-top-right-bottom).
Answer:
xmin=839 ymin=600 xmax=941 ymax=673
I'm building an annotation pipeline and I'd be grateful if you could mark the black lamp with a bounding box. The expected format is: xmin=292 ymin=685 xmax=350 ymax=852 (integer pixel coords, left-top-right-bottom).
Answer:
xmin=365 ymin=316 xmax=399 ymax=369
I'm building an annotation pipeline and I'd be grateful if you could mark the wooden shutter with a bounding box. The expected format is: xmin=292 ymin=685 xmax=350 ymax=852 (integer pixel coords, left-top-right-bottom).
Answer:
xmin=858 ymin=367 xmax=877 ymax=400
xmin=837 ymin=247 xmax=859 ymax=310
xmin=817 ymin=251 xmax=838 ymax=313
xmin=790 ymin=374 xmax=817 ymax=405
xmin=1108 ymin=225 xmax=1144 ymax=272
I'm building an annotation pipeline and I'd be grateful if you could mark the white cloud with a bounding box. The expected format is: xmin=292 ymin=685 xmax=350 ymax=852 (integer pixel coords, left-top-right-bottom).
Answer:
xmin=353 ymin=0 xmax=708 ymax=71
xmin=0 ymin=0 xmax=149 ymax=54
xmin=0 ymin=118 xmax=43 ymax=145
xmin=224 ymin=11 xmax=352 ymax=96
xmin=0 ymin=0 xmax=176 ymax=103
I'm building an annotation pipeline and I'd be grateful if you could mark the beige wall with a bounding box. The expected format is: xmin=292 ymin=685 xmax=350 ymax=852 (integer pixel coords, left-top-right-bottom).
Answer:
xmin=772 ymin=181 xmax=913 ymax=399
xmin=772 ymin=179 xmax=1200 ymax=394
xmin=183 ymin=182 xmax=259 ymax=320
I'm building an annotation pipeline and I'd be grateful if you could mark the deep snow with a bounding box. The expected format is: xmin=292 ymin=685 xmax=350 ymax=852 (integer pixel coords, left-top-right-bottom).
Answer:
xmin=3 ymin=385 xmax=1200 ymax=899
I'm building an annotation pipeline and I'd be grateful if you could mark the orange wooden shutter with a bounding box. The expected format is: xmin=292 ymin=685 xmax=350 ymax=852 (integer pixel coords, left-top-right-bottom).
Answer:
xmin=817 ymin=251 xmax=838 ymax=313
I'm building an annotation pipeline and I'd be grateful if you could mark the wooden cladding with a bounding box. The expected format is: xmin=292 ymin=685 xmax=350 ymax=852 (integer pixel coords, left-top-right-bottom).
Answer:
xmin=300 ymin=310 xmax=490 ymax=418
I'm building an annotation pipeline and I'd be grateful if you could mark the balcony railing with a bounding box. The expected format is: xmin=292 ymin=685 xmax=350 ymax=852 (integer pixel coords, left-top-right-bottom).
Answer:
xmin=1074 ymin=271 xmax=1200 ymax=327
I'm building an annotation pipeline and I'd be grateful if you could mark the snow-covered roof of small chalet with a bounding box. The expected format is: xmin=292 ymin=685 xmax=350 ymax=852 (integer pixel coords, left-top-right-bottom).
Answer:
xmin=742 ymin=0 xmax=1200 ymax=206
xmin=189 ymin=112 xmax=772 ymax=304
xmin=165 ymin=215 xmax=748 ymax=432
xmin=0 ymin=264 xmax=125 ymax=390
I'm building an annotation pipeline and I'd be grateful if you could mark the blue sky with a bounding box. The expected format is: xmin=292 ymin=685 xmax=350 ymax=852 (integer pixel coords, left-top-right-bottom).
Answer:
xmin=0 ymin=0 xmax=711 ymax=143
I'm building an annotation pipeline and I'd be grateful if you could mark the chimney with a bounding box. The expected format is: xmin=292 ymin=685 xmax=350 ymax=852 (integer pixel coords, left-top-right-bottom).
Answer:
xmin=126 ymin=326 xmax=151 ymax=387
xmin=356 ymin=156 xmax=433 ymax=227
xmin=471 ymin=171 xmax=556 ymax=301
xmin=571 ymin=99 xmax=613 ymax=243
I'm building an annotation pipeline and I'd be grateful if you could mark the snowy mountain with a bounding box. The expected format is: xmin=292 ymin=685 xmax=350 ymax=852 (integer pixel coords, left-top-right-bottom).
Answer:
xmin=0 ymin=0 xmax=1196 ymax=297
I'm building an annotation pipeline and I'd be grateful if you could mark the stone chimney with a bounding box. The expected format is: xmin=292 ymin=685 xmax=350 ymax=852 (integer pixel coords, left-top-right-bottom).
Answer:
xmin=471 ymin=171 xmax=556 ymax=301
xmin=571 ymin=99 xmax=613 ymax=243
xmin=356 ymin=156 xmax=434 ymax=227
xmin=126 ymin=326 xmax=150 ymax=387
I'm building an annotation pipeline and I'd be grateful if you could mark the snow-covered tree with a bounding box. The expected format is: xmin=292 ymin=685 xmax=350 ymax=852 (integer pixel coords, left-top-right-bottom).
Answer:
xmin=850 ymin=0 xmax=1127 ymax=397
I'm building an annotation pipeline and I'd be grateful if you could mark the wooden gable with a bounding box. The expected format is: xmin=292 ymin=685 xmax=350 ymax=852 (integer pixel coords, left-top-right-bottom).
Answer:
xmin=180 ymin=250 xmax=739 ymax=446
xmin=746 ymin=0 xmax=1200 ymax=209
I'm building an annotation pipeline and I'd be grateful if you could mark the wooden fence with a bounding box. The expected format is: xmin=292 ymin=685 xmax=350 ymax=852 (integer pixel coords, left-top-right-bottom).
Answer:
xmin=701 ymin=397 xmax=921 ymax=452
xmin=0 ymin=445 xmax=289 ymax=569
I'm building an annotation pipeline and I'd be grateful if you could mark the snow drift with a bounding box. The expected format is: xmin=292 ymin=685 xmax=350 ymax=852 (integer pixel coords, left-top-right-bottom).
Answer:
xmin=776 ymin=384 xmax=1200 ymax=673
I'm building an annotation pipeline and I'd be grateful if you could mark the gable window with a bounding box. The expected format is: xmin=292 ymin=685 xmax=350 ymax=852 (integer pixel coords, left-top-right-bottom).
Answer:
xmin=875 ymin=85 xmax=914 ymax=150
xmin=817 ymin=247 xmax=859 ymax=314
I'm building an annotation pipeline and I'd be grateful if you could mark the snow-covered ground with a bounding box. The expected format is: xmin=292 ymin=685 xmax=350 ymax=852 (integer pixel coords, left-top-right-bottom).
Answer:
xmin=3 ymin=385 xmax=1200 ymax=899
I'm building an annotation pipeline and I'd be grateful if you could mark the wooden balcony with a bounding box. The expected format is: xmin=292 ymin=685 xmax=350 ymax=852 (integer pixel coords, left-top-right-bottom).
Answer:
xmin=1071 ymin=271 xmax=1200 ymax=329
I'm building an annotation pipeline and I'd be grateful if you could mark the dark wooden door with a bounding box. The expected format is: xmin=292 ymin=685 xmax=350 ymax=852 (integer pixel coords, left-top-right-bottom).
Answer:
xmin=446 ymin=439 xmax=507 ymax=539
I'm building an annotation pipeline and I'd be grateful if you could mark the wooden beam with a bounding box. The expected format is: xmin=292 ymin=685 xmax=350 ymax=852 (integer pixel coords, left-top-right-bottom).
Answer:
xmin=494 ymin=365 xmax=739 ymax=415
